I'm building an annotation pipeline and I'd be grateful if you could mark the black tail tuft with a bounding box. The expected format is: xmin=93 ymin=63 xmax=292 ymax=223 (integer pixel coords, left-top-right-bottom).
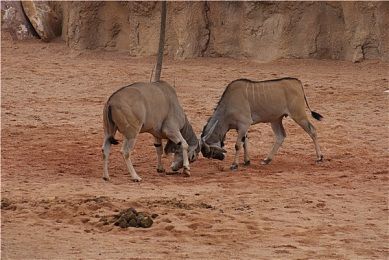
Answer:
xmin=311 ymin=111 xmax=323 ymax=121
xmin=108 ymin=136 xmax=119 ymax=145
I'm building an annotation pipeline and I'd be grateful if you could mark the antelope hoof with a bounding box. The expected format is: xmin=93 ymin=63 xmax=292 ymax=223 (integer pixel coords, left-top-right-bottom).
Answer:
xmin=230 ymin=163 xmax=238 ymax=170
xmin=157 ymin=168 xmax=165 ymax=173
xmin=316 ymin=156 xmax=324 ymax=163
xmin=262 ymin=159 xmax=272 ymax=165
xmin=132 ymin=178 xmax=142 ymax=182
xmin=183 ymin=168 xmax=191 ymax=177
xmin=103 ymin=176 xmax=110 ymax=181
xmin=243 ymin=160 xmax=251 ymax=166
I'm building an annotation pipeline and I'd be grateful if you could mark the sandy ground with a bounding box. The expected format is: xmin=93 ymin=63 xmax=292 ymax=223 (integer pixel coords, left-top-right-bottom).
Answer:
xmin=1 ymin=31 xmax=388 ymax=259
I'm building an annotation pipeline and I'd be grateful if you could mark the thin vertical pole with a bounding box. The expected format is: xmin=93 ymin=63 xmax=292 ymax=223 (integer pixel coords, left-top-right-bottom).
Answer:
xmin=154 ymin=0 xmax=166 ymax=82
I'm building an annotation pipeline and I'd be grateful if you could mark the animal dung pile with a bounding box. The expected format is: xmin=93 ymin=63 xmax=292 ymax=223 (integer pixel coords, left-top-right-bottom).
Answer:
xmin=114 ymin=208 xmax=157 ymax=228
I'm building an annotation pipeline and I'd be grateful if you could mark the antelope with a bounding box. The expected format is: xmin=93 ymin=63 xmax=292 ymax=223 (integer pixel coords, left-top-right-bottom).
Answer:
xmin=200 ymin=77 xmax=323 ymax=170
xmin=102 ymin=81 xmax=199 ymax=182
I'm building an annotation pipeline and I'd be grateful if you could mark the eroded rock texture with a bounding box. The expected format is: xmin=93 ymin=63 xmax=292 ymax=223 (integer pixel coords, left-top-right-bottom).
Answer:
xmin=3 ymin=1 xmax=388 ymax=62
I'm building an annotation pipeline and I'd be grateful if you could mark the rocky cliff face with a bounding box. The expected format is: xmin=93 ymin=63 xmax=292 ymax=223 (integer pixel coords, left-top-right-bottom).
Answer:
xmin=3 ymin=1 xmax=388 ymax=62
xmin=206 ymin=1 xmax=389 ymax=62
xmin=1 ymin=1 xmax=38 ymax=40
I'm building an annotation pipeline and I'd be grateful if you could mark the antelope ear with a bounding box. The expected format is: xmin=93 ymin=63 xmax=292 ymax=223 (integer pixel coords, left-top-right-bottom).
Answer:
xmin=209 ymin=144 xmax=227 ymax=153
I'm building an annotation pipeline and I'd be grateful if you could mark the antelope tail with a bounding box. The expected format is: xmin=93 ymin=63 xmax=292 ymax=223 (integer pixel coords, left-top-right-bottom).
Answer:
xmin=301 ymin=84 xmax=323 ymax=121
xmin=104 ymin=104 xmax=119 ymax=145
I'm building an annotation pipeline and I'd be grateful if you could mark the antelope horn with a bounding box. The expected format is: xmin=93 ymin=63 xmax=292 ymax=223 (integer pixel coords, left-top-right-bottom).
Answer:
xmin=199 ymin=135 xmax=210 ymax=153
xmin=202 ymin=120 xmax=218 ymax=142
xmin=209 ymin=144 xmax=227 ymax=153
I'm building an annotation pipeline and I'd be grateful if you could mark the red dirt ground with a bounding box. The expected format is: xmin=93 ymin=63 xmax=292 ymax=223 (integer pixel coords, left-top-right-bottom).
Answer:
xmin=1 ymin=32 xmax=388 ymax=259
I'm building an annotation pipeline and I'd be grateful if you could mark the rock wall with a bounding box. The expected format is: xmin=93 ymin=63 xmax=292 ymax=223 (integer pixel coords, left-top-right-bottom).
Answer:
xmin=1 ymin=1 xmax=38 ymax=40
xmin=3 ymin=1 xmax=389 ymax=62
xmin=21 ymin=0 xmax=62 ymax=42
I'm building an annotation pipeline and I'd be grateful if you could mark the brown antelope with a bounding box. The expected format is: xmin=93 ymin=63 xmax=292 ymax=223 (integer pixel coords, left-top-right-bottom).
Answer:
xmin=200 ymin=77 xmax=323 ymax=170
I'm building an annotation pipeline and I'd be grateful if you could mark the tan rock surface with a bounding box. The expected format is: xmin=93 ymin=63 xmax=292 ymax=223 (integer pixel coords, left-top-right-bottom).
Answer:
xmin=58 ymin=1 xmax=388 ymax=61
xmin=21 ymin=0 xmax=61 ymax=42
